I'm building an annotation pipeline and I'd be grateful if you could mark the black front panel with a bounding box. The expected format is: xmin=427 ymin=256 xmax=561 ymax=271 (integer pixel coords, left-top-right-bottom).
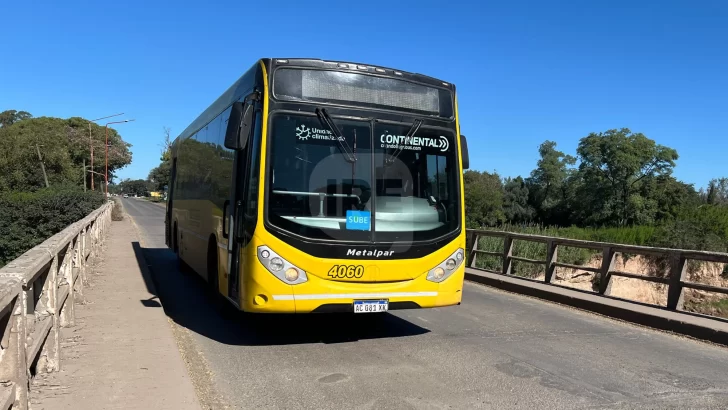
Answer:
xmin=266 ymin=226 xmax=460 ymax=260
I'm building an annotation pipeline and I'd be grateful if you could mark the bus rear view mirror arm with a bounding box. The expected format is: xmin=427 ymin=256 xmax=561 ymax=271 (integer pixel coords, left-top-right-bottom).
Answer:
xmin=224 ymin=101 xmax=254 ymax=150
xmin=460 ymin=135 xmax=470 ymax=170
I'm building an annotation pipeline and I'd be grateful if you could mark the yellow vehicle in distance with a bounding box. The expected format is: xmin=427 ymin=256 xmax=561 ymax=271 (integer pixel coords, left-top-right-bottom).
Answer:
xmin=165 ymin=58 xmax=470 ymax=314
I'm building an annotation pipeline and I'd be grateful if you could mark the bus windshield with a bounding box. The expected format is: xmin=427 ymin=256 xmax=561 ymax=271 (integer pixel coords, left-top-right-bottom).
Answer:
xmin=267 ymin=113 xmax=460 ymax=243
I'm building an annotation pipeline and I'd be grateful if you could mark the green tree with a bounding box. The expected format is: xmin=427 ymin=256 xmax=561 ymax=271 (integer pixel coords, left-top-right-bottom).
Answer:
xmin=525 ymin=140 xmax=576 ymax=225
xmin=503 ymin=176 xmax=534 ymax=223
xmin=574 ymin=128 xmax=678 ymax=226
xmin=0 ymin=115 xmax=132 ymax=192
xmin=650 ymin=204 xmax=728 ymax=253
xmin=639 ymin=175 xmax=698 ymax=222
xmin=118 ymin=179 xmax=152 ymax=196
xmin=147 ymin=127 xmax=172 ymax=191
xmin=0 ymin=110 xmax=32 ymax=128
xmin=705 ymin=178 xmax=728 ymax=205
xmin=148 ymin=161 xmax=171 ymax=191
xmin=463 ymin=170 xmax=505 ymax=228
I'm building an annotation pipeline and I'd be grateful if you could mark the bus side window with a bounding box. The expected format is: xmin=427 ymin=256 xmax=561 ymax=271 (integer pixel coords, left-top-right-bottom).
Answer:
xmin=216 ymin=107 xmax=234 ymax=209
xmin=206 ymin=115 xmax=225 ymax=210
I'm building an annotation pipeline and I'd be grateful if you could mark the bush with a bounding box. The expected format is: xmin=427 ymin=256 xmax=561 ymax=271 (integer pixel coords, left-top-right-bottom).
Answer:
xmin=649 ymin=205 xmax=728 ymax=253
xmin=0 ymin=186 xmax=105 ymax=266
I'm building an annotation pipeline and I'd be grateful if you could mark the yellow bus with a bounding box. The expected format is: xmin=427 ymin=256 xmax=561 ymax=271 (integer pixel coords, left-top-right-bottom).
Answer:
xmin=165 ymin=58 xmax=470 ymax=314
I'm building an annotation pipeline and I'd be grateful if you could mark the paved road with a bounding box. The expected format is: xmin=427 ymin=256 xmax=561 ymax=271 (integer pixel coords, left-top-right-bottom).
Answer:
xmin=122 ymin=197 xmax=728 ymax=409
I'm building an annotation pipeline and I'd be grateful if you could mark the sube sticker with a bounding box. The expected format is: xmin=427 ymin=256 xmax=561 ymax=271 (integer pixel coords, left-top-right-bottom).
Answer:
xmin=346 ymin=210 xmax=371 ymax=231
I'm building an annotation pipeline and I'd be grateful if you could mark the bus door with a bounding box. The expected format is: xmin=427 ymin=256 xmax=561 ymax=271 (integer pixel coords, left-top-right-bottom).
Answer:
xmin=223 ymin=94 xmax=260 ymax=305
xmin=165 ymin=157 xmax=177 ymax=249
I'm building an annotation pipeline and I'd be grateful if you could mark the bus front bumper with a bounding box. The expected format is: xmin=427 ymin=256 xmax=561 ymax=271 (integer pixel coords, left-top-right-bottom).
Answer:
xmin=241 ymin=265 xmax=464 ymax=313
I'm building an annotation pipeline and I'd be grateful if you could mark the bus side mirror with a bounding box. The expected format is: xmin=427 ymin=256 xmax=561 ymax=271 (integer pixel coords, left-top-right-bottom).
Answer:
xmin=224 ymin=101 xmax=254 ymax=150
xmin=460 ymin=135 xmax=470 ymax=170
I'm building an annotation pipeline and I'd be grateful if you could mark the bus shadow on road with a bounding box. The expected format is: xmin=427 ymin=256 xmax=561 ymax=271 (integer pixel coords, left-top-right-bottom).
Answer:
xmin=131 ymin=242 xmax=431 ymax=346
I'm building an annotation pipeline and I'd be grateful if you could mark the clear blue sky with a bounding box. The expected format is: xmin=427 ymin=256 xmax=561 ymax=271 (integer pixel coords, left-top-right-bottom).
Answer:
xmin=1 ymin=0 xmax=726 ymax=188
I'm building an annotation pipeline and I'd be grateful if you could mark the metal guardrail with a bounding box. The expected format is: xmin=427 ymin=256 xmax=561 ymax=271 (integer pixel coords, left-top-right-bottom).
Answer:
xmin=466 ymin=229 xmax=728 ymax=312
xmin=0 ymin=202 xmax=112 ymax=410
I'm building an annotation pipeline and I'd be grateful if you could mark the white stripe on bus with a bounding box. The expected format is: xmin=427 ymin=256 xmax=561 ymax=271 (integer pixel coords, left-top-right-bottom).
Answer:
xmin=272 ymin=292 xmax=437 ymax=301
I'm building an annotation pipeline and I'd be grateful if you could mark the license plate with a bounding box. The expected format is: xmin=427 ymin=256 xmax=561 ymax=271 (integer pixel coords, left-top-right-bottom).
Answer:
xmin=353 ymin=300 xmax=388 ymax=313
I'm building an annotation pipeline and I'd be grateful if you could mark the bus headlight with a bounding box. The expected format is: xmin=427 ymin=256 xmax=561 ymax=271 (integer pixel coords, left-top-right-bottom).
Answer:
xmin=269 ymin=257 xmax=284 ymax=272
xmin=257 ymin=246 xmax=308 ymax=285
xmin=427 ymin=248 xmax=465 ymax=283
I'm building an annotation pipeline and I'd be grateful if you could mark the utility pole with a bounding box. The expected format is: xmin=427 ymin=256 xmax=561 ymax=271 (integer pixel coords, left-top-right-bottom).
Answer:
xmin=88 ymin=113 xmax=124 ymax=191
xmin=83 ymin=158 xmax=87 ymax=191
xmin=104 ymin=119 xmax=134 ymax=199
xmin=35 ymin=143 xmax=50 ymax=188
xmin=89 ymin=122 xmax=94 ymax=191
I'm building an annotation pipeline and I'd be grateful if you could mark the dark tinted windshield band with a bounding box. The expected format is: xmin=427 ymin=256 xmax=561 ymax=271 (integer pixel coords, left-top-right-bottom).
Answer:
xmin=273 ymin=68 xmax=454 ymax=118
xmin=264 ymin=112 xmax=460 ymax=245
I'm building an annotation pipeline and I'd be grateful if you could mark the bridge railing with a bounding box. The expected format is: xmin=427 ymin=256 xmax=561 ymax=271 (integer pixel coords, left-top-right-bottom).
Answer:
xmin=466 ymin=229 xmax=728 ymax=313
xmin=0 ymin=202 xmax=113 ymax=410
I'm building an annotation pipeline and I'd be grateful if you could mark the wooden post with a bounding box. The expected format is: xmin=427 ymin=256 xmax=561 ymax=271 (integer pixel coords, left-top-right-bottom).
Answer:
xmin=544 ymin=240 xmax=558 ymax=283
xmin=598 ymin=246 xmax=616 ymax=295
xmin=666 ymin=252 xmax=687 ymax=310
xmin=502 ymin=235 xmax=514 ymax=275
xmin=468 ymin=233 xmax=479 ymax=268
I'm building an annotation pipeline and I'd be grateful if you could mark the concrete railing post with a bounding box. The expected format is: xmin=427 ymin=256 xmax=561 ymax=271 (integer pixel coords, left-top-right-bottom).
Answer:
xmin=72 ymin=231 xmax=84 ymax=300
xmin=81 ymin=226 xmax=88 ymax=283
xmin=91 ymin=220 xmax=99 ymax=260
xmin=37 ymin=253 xmax=61 ymax=373
xmin=11 ymin=292 xmax=29 ymax=410
xmin=60 ymin=239 xmax=76 ymax=328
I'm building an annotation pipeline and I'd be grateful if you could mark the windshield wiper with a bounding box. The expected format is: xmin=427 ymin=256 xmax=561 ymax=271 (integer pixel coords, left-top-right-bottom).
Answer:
xmin=315 ymin=108 xmax=356 ymax=163
xmin=385 ymin=118 xmax=423 ymax=166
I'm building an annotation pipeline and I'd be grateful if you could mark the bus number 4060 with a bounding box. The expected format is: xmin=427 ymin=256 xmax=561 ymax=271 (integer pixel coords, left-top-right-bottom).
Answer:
xmin=328 ymin=265 xmax=364 ymax=279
